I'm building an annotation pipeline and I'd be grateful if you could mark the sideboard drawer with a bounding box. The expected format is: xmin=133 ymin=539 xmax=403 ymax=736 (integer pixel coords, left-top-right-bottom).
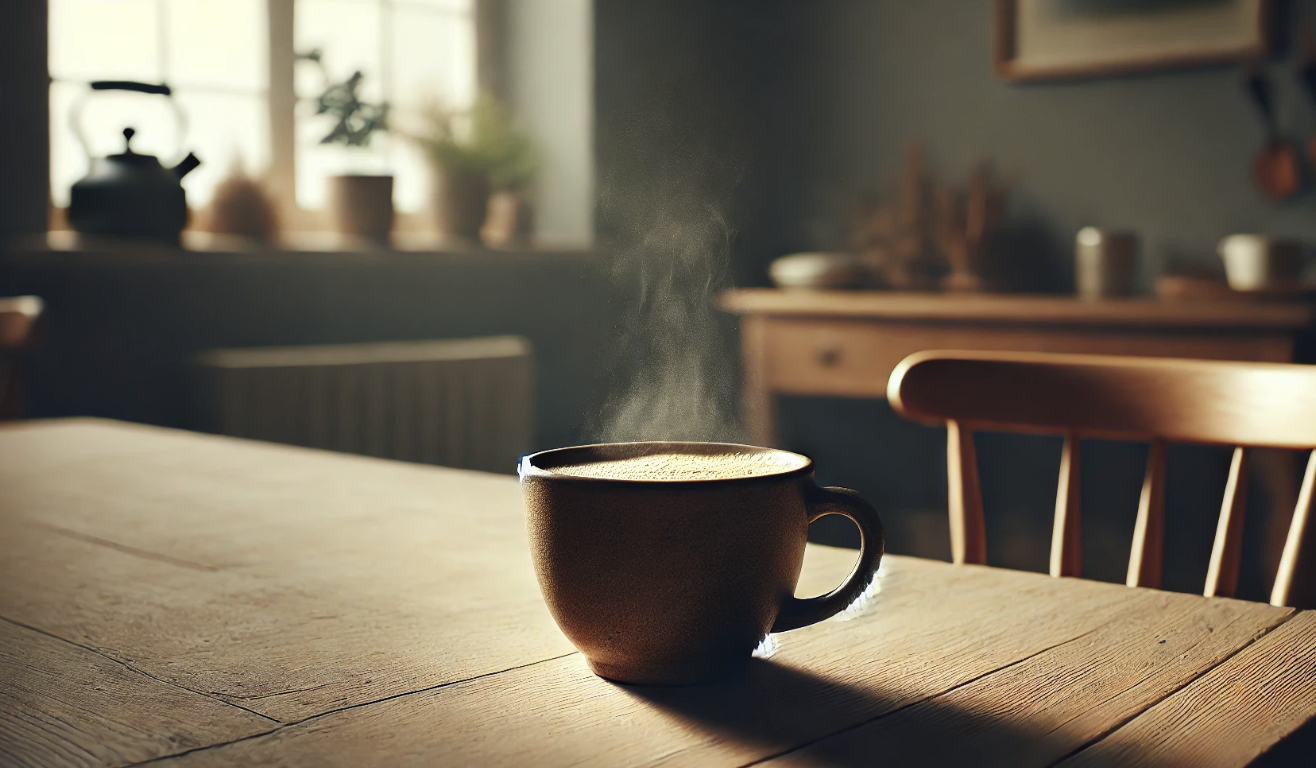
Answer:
xmin=765 ymin=320 xmax=902 ymax=397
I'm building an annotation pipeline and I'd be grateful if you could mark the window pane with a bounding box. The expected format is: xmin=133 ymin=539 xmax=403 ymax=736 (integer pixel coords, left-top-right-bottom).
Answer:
xmin=388 ymin=6 xmax=477 ymax=213
xmin=50 ymin=80 xmax=184 ymax=207
xmin=390 ymin=139 xmax=430 ymax=213
xmin=49 ymin=0 xmax=161 ymax=82
xmin=173 ymin=91 xmax=268 ymax=207
xmin=50 ymin=80 xmax=86 ymax=209
xmin=295 ymin=0 xmax=384 ymax=102
xmin=165 ymin=0 xmax=267 ymax=91
xmin=295 ymin=0 xmax=389 ymax=211
xmin=390 ymin=7 xmax=476 ymax=109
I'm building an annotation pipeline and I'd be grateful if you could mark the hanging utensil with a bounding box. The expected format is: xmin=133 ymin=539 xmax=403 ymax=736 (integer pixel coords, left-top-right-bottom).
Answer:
xmin=1244 ymin=62 xmax=1302 ymax=201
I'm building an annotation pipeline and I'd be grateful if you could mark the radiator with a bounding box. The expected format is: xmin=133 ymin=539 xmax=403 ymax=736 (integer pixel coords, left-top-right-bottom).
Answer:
xmin=196 ymin=337 xmax=533 ymax=474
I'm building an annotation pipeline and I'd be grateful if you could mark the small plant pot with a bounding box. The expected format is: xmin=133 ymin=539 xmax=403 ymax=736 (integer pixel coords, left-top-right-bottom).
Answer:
xmin=432 ymin=166 xmax=490 ymax=242
xmin=481 ymin=190 xmax=534 ymax=248
xmin=329 ymin=174 xmax=394 ymax=244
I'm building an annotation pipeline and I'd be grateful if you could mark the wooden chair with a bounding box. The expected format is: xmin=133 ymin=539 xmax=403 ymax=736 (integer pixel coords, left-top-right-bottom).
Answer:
xmin=886 ymin=349 xmax=1316 ymax=608
xmin=0 ymin=295 xmax=43 ymax=420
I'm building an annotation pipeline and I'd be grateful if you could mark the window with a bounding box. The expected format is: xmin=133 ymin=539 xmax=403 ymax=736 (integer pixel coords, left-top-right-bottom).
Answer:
xmin=48 ymin=0 xmax=476 ymax=222
xmin=294 ymin=0 xmax=476 ymax=213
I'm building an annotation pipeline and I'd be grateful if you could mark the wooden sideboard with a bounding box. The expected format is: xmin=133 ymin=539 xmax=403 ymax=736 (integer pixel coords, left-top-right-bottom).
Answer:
xmin=719 ymin=289 xmax=1316 ymax=446
xmin=718 ymin=289 xmax=1316 ymax=580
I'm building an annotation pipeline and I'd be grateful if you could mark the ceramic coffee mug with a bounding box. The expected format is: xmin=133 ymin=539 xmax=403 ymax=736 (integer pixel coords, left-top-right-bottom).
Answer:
xmin=520 ymin=441 xmax=884 ymax=686
xmin=1218 ymin=234 xmax=1308 ymax=292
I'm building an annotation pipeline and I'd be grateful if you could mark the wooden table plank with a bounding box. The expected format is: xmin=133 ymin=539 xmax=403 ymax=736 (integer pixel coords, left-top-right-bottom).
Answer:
xmin=0 ymin=618 xmax=274 ymax=768
xmin=0 ymin=419 xmax=574 ymax=722
xmin=1059 ymin=611 xmax=1316 ymax=768
xmin=160 ymin=560 xmax=1290 ymax=767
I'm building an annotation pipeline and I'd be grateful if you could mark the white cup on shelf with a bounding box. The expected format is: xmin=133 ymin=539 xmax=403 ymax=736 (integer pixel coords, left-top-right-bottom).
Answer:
xmin=1217 ymin=235 xmax=1308 ymax=292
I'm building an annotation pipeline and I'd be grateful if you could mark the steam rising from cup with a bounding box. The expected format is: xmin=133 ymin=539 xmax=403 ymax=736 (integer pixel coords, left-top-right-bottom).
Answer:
xmin=589 ymin=117 xmax=747 ymax=445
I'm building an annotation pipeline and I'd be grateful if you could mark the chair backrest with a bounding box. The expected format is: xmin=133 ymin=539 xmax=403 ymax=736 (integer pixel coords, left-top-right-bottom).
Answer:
xmin=887 ymin=349 xmax=1316 ymax=608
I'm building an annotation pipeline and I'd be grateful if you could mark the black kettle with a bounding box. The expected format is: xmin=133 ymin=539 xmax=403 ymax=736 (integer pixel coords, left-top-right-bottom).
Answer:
xmin=67 ymin=81 xmax=201 ymax=245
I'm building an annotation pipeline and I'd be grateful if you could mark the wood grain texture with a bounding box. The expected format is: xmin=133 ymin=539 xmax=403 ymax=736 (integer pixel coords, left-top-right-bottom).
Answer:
xmin=1057 ymin=611 xmax=1316 ymax=768
xmin=718 ymin=288 xmax=1313 ymax=329
xmin=0 ymin=617 xmax=273 ymax=768
xmin=0 ymin=419 xmax=574 ymax=722
xmin=946 ymin=420 xmax=986 ymax=565
xmin=163 ymin=563 xmax=1291 ymax=768
xmin=1051 ymin=434 xmax=1082 ymax=578
xmin=1206 ymin=447 xmax=1250 ymax=599
xmin=1127 ymin=439 xmax=1166 ymax=589
xmin=763 ymin=592 xmax=1289 ymax=767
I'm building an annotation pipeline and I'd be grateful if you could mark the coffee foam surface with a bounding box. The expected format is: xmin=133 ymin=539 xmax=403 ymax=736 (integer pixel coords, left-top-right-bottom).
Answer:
xmin=551 ymin=451 xmax=803 ymax=481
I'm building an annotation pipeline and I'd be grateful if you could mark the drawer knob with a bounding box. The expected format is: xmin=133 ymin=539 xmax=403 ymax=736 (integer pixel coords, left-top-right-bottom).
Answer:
xmin=816 ymin=347 xmax=842 ymax=367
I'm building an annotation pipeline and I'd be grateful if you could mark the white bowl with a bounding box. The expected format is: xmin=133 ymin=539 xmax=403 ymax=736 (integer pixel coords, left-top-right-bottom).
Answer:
xmin=769 ymin=252 xmax=867 ymax=290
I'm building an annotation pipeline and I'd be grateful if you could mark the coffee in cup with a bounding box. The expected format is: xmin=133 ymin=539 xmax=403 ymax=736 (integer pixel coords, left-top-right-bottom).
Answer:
xmin=520 ymin=441 xmax=883 ymax=685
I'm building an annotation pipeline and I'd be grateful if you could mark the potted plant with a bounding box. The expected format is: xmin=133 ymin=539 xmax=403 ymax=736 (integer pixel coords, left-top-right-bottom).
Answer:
xmin=408 ymin=94 xmax=539 ymax=246
xmin=299 ymin=49 xmax=392 ymax=243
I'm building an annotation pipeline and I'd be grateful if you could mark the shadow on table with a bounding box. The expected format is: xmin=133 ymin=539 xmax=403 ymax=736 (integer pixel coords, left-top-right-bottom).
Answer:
xmin=622 ymin=658 xmax=1047 ymax=767
xmin=625 ymin=658 xmax=1316 ymax=768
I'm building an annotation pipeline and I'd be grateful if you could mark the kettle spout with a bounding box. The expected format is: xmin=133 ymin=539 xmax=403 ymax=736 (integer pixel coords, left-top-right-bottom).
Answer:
xmin=173 ymin=152 xmax=202 ymax=179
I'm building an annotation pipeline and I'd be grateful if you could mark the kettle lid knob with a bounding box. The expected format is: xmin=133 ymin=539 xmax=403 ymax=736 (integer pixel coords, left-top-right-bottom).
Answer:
xmin=122 ymin=127 xmax=136 ymax=153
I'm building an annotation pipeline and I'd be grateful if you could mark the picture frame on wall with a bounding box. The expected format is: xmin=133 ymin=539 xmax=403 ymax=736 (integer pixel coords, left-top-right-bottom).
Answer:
xmin=993 ymin=0 xmax=1273 ymax=82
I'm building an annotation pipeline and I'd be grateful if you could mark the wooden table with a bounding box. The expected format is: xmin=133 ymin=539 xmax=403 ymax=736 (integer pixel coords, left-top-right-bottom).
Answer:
xmin=3 ymin=420 xmax=1315 ymax=767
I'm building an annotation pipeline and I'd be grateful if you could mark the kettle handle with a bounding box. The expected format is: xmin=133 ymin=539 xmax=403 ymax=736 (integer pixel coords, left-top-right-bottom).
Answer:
xmin=70 ymin=81 xmax=188 ymax=164
xmin=91 ymin=81 xmax=172 ymax=96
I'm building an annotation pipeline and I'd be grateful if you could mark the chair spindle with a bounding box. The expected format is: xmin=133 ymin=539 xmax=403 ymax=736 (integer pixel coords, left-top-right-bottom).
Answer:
xmin=1127 ymin=439 xmax=1166 ymax=589
xmin=1272 ymin=450 xmax=1316 ymax=607
xmin=946 ymin=420 xmax=987 ymax=565
xmin=1051 ymin=433 xmax=1082 ymax=578
xmin=1205 ymin=447 xmax=1249 ymax=599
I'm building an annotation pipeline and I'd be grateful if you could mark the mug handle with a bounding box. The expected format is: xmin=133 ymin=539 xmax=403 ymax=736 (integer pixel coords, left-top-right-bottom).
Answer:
xmin=771 ymin=483 xmax=885 ymax=632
